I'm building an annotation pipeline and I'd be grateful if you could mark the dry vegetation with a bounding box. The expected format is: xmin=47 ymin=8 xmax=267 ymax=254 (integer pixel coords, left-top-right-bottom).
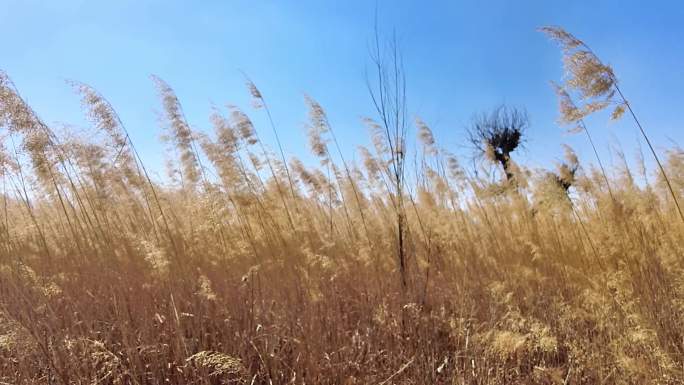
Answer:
xmin=1 ymin=27 xmax=684 ymax=384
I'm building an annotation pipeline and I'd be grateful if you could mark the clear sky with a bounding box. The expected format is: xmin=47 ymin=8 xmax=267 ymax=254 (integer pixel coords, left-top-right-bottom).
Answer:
xmin=2 ymin=0 xmax=683 ymax=179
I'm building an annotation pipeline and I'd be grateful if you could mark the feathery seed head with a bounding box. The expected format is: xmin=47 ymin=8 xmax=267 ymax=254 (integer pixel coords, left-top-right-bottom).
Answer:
xmin=228 ymin=106 xmax=258 ymax=146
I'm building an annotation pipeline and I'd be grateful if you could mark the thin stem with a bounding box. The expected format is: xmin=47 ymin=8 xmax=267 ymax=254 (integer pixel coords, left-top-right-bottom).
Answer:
xmin=613 ymin=85 xmax=684 ymax=224
xmin=579 ymin=119 xmax=616 ymax=202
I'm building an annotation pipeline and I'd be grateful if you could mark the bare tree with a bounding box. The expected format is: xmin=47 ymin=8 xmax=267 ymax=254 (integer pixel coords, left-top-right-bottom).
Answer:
xmin=468 ymin=105 xmax=528 ymax=183
xmin=366 ymin=25 xmax=409 ymax=293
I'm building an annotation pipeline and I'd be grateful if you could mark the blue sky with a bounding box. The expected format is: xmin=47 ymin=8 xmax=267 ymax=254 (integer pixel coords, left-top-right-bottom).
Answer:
xmin=2 ymin=0 xmax=683 ymax=179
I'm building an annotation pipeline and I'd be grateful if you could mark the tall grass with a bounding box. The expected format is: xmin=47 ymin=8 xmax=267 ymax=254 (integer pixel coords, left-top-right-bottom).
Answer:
xmin=1 ymin=29 xmax=684 ymax=384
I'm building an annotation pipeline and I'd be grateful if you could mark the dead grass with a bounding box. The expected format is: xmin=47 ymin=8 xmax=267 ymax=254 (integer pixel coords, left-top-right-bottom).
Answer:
xmin=1 ymin=42 xmax=684 ymax=384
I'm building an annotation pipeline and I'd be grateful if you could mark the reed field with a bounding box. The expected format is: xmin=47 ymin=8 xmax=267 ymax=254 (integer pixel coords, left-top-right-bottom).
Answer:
xmin=0 ymin=27 xmax=683 ymax=384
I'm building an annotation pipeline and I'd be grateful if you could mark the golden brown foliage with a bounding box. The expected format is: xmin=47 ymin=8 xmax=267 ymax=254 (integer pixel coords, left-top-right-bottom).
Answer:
xmin=1 ymin=56 xmax=684 ymax=385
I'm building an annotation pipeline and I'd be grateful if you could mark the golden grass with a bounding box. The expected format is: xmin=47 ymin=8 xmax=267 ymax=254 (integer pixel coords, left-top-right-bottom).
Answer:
xmin=1 ymin=31 xmax=684 ymax=383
